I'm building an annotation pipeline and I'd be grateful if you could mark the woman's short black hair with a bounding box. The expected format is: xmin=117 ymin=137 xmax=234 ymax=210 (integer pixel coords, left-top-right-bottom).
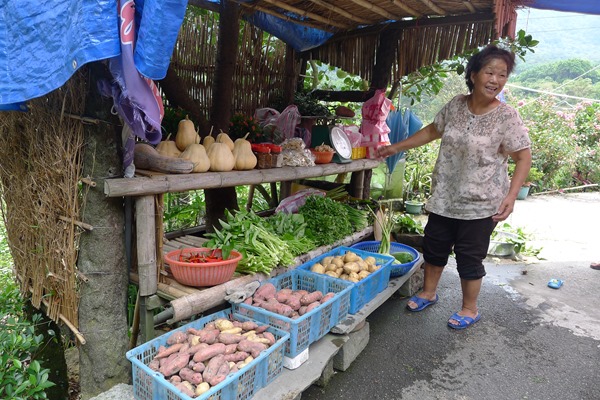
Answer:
xmin=465 ymin=44 xmax=516 ymax=92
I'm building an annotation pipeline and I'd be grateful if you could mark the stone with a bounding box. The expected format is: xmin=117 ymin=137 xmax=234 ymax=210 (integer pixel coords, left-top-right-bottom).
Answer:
xmin=397 ymin=266 xmax=424 ymax=297
xmin=315 ymin=358 xmax=335 ymax=387
xmin=333 ymin=321 xmax=370 ymax=372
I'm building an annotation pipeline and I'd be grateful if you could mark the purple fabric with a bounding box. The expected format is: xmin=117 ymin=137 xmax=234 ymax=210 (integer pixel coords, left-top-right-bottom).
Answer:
xmin=102 ymin=0 xmax=164 ymax=171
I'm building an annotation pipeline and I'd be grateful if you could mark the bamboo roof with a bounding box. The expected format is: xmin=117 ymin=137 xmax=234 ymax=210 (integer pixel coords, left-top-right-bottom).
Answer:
xmin=236 ymin=0 xmax=520 ymax=36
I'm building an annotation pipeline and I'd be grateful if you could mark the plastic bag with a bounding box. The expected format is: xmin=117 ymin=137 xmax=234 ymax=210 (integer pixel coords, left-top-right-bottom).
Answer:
xmin=360 ymin=89 xmax=392 ymax=158
xmin=277 ymin=105 xmax=301 ymax=141
xmin=275 ymin=188 xmax=325 ymax=214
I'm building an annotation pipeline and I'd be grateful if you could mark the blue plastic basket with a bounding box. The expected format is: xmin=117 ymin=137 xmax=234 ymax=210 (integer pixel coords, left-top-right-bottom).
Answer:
xmin=233 ymin=269 xmax=352 ymax=358
xmin=126 ymin=309 xmax=289 ymax=400
xmin=297 ymin=246 xmax=394 ymax=314
xmin=350 ymin=241 xmax=420 ymax=277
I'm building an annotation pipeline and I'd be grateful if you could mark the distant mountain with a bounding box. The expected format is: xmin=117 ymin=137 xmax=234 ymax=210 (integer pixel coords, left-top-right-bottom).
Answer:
xmin=516 ymin=8 xmax=600 ymax=70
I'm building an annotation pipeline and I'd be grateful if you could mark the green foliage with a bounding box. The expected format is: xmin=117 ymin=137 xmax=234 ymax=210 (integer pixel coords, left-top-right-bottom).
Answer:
xmin=298 ymin=196 xmax=355 ymax=247
xmin=228 ymin=113 xmax=263 ymax=142
xmin=492 ymin=222 xmax=542 ymax=258
xmin=393 ymin=213 xmax=424 ymax=235
xmin=0 ymin=264 xmax=55 ymax=399
xmin=513 ymin=59 xmax=600 ymax=85
xmin=398 ymin=30 xmax=538 ymax=104
xmin=402 ymin=144 xmax=437 ymax=202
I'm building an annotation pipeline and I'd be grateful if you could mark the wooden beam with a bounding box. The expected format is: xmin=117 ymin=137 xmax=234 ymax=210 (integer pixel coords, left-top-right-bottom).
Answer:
xmin=347 ymin=0 xmax=397 ymax=19
xmin=260 ymin=0 xmax=351 ymax=29
xmin=307 ymin=0 xmax=371 ymax=24
xmin=417 ymin=0 xmax=445 ymax=15
xmin=104 ymin=159 xmax=381 ymax=197
xmin=390 ymin=0 xmax=420 ymax=17
xmin=463 ymin=1 xmax=477 ymax=13
xmin=238 ymin=2 xmax=336 ymax=32
xmin=136 ymin=195 xmax=157 ymax=297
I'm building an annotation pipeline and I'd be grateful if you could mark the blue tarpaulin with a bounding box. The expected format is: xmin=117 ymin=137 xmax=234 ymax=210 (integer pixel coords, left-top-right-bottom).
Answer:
xmin=528 ymin=1 xmax=600 ymax=16
xmin=0 ymin=0 xmax=187 ymax=106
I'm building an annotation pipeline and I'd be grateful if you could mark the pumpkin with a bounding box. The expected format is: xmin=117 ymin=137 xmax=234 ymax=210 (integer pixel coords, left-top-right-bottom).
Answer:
xmin=179 ymin=143 xmax=210 ymax=173
xmin=203 ymin=135 xmax=215 ymax=150
xmin=216 ymin=130 xmax=235 ymax=151
xmin=156 ymin=139 xmax=181 ymax=158
xmin=207 ymin=142 xmax=235 ymax=172
xmin=232 ymin=133 xmax=257 ymax=170
xmin=175 ymin=115 xmax=200 ymax=151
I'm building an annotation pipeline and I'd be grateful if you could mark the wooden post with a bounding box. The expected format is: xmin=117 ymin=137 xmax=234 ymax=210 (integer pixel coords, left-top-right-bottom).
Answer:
xmin=136 ymin=195 xmax=157 ymax=342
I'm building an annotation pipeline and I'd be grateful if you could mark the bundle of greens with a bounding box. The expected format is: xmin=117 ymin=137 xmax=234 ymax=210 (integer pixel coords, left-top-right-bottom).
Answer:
xmin=264 ymin=213 xmax=315 ymax=256
xmin=298 ymin=195 xmax=358 ymax=247
xmin=204 ymin=210 xmax=294 ymax=274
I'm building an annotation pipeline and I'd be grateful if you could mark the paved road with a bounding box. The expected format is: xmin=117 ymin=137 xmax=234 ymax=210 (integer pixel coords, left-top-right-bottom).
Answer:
xmin=303 ymin=192 xmax=600 ymax=400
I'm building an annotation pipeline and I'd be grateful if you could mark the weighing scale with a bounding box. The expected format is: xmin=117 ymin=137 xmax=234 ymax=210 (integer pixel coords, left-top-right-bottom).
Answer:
xmin=311 ymin=124 xmax=352 ymax=163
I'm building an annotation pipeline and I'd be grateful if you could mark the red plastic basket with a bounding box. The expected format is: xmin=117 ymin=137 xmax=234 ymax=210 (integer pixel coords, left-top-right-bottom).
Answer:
xmin=164 ymin=247 xmax=241 ymax=287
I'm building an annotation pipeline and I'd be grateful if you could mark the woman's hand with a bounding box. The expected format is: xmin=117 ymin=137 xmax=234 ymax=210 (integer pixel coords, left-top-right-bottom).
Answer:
xmin=376 ymin=145 xmax=395 ymax=159
xmin=493 ymin=195 xmax=516 ymax=222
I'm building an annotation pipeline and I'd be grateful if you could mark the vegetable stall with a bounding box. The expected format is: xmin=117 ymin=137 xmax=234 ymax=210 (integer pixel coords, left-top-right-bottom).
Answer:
xmin=0 ymin=0 xmax=525 ymax=398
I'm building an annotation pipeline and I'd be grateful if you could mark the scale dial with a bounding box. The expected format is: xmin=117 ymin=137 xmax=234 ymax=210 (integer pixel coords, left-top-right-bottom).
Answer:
xmin=329 ymin=127 xmax=352 ymax=159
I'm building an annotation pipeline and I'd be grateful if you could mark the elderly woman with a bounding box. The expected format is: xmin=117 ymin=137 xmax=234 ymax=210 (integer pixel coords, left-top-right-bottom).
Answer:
xmin=378 ymin=44 xmax=532 ymax=330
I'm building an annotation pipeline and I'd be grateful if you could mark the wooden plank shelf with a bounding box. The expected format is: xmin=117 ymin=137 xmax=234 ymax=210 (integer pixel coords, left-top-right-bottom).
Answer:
xmin=104 ymin=159 xmax=380 ymax=197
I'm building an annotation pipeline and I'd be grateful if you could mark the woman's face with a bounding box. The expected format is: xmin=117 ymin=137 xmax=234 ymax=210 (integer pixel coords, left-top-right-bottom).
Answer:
xmin=470 ymin=58 xmax=508 ymax=100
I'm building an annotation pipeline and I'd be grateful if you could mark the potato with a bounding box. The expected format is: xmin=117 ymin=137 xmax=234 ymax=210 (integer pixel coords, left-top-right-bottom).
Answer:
xmin=195 ymin=382 xmax=210 ymax=396
xmin=311 ymin=262 xmax=325 ymax=274
xmin=349 ymin=271 xmax=359 ymax=280
xmin=343 ymin=251 xmax=360 ymax=262
xmin=321 ymin=263 xmax=334 ymax=272
xmin=368 ymin=264 xmax=381 ymax=273
xmin=358 ymin=270 xmax=370 ymax=280
xmin=331 ymin=257 xmax=344 ymax=268
xmin=343 ymin=262 xmax=360 ymax=274
xmin=364 ymin=256 xmax=376 ymax=266
xmin=322 ymin=256 xmax=333 ymax=265
xmin=325 ymin=271 xmax=338 ymax=278
xmin=356 ymin=259 xmax=368 ymax=271
xmin=215 ymin=319 xmax=235 ymax=332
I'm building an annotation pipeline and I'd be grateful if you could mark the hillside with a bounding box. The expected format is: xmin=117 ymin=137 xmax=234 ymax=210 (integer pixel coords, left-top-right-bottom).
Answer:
xmin=516 ymin=8 xmax=600 ymax=69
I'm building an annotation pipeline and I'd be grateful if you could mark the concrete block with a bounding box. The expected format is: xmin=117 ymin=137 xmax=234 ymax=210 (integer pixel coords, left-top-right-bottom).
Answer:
xmin=397 ymin=266 xmax=424 ymax=297
xmin=315 ymin=358 xmax=335 ymax=387
xmin=333 ymin=321 xmax=370 ymax=372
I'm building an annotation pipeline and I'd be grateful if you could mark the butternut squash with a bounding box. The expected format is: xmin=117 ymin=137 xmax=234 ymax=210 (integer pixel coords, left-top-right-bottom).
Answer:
xmin=175 ymin=115 xmax=200 ymax=151
xmin=203 ymin=135 xmax=215 ymax=150
xmin=232 ymin=133 xmax=257 ymax=170
xmin=216 ymin=130 xmax=235 ymax=151
xmin=179 ymin=143 xmax=210 ymax=173
xmin=207 ymin=142 xmax=235 ymax=172
xmin=156 ymin=139 xmax=181 ymax=158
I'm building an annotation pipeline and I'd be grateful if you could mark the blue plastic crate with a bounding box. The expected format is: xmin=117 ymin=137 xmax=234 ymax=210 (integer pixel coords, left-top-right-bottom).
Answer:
xmin=126 ymin=309 xmax=289 ymax=400
xmin=297 ymin=246 xmax=394 ymax=314
xmin=351 ymin=241 xmax=421 ymax=277
xmin=233 ymin=269 xmax=352 ymax=358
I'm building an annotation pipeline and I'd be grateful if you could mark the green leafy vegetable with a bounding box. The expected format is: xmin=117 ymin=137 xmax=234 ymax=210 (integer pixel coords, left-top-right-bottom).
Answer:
xmin=298 ymin=195 xmax=355 ymax=247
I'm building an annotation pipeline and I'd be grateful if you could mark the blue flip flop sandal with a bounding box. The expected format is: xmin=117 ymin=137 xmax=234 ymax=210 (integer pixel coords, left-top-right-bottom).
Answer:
xmin=407 ymin=294 xmax=438 ymax=312
xmin=447 ymin=312 xmax=481 ymax=330
xmin=547 ymin=279 xmax=564 ymax=289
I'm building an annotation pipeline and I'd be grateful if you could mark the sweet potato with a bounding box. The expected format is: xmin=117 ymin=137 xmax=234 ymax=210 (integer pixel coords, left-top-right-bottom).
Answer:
xmin=240 ymin=321 xmax=258 ymax=331
xmin=166 ymin=331 xmax=188 ymax=345
xmin=187 ymin=342 xmax=209 ymax=356
xmin=179 ymin=367 xmax=203 ymax=385
xmin=156 ymin=343 xmax=184 ymax=359
xmin=254 ymin=283 xmax=277 ymax=301
xmin=195 ymin=382 xmax=210 ymax=396
xmin=305 ymin=301 xmax=320 ymax=313
xmin=203 ymin=354 xmax=230 ymax=386
xmin=224 ymin=343 xmax=239 ymax=354
xmin=237 ymin=339 xmax=267 ymax=358
xmin=219 ymin=332 xmax=245 ymax=345
xmin=260 ymin=298 xmax=293 ymax=317
xmin=192 ymin=342 xmax=227 ymax=363
xmin=261 ymin=332 xmax=276 ymax=346
xmin=173 ymin=381 xmax=195 ymax=397
xmin=254 ymin=325 xmax=269 ymax=334
xmin=300 ymin=291 xmax=323 ymax=306
xmin=197 ymin=328 xmax=220 ymax=344
xmin=298 ymin=305 xmax=308 ymax=316
xmin=214 ymin=319 xmax=235 ymax=332
xmin=224 ymin=351 xmax=249 ymax=362
xmin=159 ymin=352 xmax=190 ymax=377
xmin=243 ymin=297 xmax=253 ymax=305
xmin=285 ymin=296 xmax=302 ymax=311
xmin=320 ymin=292 xmax=336 ymax=303
xmin=169 ymin=375 xmax=182 ymax=384
xmin=148 ymin=359 xmax=160 ymax=372
xmin=192 ymin=362 xmax=205 ymax=373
